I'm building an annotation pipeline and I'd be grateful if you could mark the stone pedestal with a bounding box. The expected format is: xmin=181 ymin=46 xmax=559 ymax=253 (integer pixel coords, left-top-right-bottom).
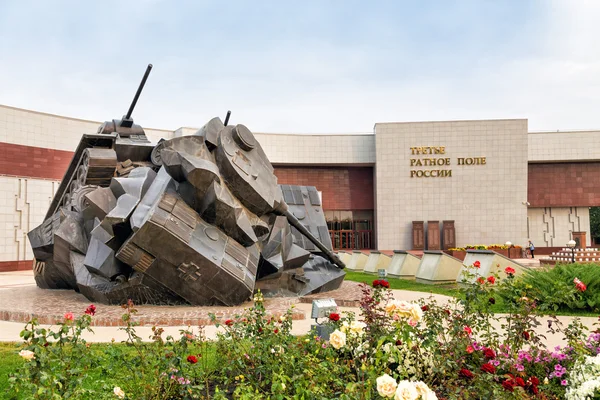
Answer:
xmin=363 ymin=251 xmax=392 ymax=274
xmin=387 ymin=250 xmax=421 ymax=279
xmin=412 ymin=221 xmax=424 ymax=250
xmin=427 ymin=221 xmax=440 ymax=250
xmin=442 ymin=220 xmax=456 ymax=250
xmin=573 ymin=232 xmax=587 ymax=249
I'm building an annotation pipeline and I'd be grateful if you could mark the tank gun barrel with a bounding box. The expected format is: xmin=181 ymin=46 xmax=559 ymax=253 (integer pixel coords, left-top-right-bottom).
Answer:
xmin=281 ymin=209 xmax=345 ymax=269
xmin=125 ymin=64 xmax=153 ymax=120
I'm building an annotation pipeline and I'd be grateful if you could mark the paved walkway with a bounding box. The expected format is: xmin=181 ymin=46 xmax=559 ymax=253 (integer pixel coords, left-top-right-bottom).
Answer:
xmin=0 ymin=271 xmax=596 ymax=348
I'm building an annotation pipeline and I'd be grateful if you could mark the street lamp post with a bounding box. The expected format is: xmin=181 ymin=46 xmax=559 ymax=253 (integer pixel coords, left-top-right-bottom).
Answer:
xmin=567 ymin=239 xmax=576 ymax=263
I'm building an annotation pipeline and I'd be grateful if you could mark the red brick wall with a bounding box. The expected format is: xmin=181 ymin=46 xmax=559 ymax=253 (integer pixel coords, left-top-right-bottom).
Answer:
xmin=0 ymin=260 xmax=33 ymax=272
xmin=0 ymin=142 xmax=73 ymax=180
xmin=528 ymin=162 xmax=600 ymax=207
xmin=274 ymin=166 xmax=374 ymax=210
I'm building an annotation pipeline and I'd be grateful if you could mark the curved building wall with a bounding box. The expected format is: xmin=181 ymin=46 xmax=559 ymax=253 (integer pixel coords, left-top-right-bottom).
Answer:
xmin=0 ymin=104 xmax=599 ymax=269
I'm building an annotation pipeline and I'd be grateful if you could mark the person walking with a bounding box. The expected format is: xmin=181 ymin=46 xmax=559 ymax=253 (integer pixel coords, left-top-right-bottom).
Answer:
xmin=528 ymin=240 xmax=535 ymax=258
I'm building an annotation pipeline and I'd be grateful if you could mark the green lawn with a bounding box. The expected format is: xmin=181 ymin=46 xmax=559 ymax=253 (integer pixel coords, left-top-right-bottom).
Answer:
xmin=0 ymin=343 xmax=21 ymax=395
xmin=343 ymin=270 xmax=460 ymax=297
xmin=0 ymin=342 xmax=218 ymax=399
xmin=343 ymin=271 xmax=599 ymax=317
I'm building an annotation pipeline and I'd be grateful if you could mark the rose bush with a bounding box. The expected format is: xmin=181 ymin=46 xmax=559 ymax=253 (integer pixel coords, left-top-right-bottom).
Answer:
xmin=8 ymin=264 xmax=600 ymax=399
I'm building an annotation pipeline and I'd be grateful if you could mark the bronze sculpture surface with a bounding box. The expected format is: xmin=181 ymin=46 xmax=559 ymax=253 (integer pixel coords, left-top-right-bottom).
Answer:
xmin=29 ymin=65 xmax=345 ymax=306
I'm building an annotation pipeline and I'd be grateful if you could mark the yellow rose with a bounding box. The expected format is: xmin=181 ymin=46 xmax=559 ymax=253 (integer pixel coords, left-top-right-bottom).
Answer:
xmin=385 ymin=300 xmax=401 ymax=315
xmin=329 ymin=329 xmax=346 ymax=350
xmin=376 ymin=374 xmax=398 ymax=398
xmin=409 ymin=304 xmax=423 ymax=322
xmin=350 ymin=321 xmax=367 ymax=336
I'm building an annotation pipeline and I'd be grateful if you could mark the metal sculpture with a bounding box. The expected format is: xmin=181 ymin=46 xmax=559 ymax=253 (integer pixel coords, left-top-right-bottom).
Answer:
xmin=29 ymin=65 xmax=345 ymax=306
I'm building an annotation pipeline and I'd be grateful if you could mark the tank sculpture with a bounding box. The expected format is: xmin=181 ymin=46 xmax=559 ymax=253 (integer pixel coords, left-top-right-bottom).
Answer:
xmin=28 ymin=65 xmax=345 ymax=306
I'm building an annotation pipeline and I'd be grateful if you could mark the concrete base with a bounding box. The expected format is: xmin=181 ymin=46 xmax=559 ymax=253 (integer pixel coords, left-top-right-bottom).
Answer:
xmin=363 ymin=251 xmax=392 ymax=274
xmin=387 ymin=250 xmax=421 ymax=279
xmin=415 ymin=251 xmax=463 ymax=284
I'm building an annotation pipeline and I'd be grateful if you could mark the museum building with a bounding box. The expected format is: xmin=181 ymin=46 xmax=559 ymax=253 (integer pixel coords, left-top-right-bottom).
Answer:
xmin=0 ymin=103 xmax=599 ymax=271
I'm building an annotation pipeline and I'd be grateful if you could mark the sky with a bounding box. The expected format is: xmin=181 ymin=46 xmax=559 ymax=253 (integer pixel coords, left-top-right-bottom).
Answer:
xmin=0 ymin=0 xmax=599 ymax=133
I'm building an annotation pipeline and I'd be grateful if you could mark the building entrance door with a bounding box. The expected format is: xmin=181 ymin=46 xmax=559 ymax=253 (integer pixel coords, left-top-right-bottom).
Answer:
xmin=325 ymin=210 xmax=374 ymax=250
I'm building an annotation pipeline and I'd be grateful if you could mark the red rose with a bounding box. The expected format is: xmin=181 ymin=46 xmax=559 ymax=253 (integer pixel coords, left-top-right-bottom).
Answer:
xmin=382 ymin=280 xmax=390 ymax=288
xmin=502 ymin=379 xmax=515 ymax=392
xmin=225 ymin=319 xmax=233 ymax=326
xmin=396 ymin=340 xmax=402 ymax=346
xmin=529 ymin=377 xmax=539 ymax=386
xmin=329 ymin=313 xmax=340 ymax=322
xmin=444 ymin=309 xmax=451 ymax=316
xmin=85 ymin=304 xmax=96 ymax=316
xmin=480 ymin=363 xmax=496 ymax=374
xmin=531 ymin=385 xmax=539 ymax=394
xmin=274 ymin=328 xmax=279 ymax=334
xmin=64 ymin=312 xmax=74 ymax=321
xmin=574 ymin=278 xmax=587 ymax=292
xmin=483 ymin=348 xmax=496 ymax=359
xmin=187 ymin=355 xmax=198 ymax=364
xmin=463 ymin=326 xmax=472 ymax=336
xmin=466 ymin=345 xmax=474 ymax=354
xmin=487 ymin=276 xmax=495 ymax=284
xmin=489 ymin=297 xmax=496 ymax=304
xmin=505 ymin=267 xmax=516 ymax=276
xmin=515 ymin=377 xmax=525 ymax=387
xmin=477 ymin=277 xmax=485 ymax=285
xmin=473 ymin=261 xmax=481 ymax=268
xmin=421 ymin=305 xmax=429 ymax=312
xmin=459 ymin=368 xmax=474 ymax=379
xmin=372 ymin=280 xmax=380 ymax=288
xmin=522 ymin=331 xmax=530 ymax=340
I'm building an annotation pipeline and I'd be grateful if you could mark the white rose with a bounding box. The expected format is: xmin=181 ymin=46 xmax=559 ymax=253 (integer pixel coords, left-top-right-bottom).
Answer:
xmin=19 ymin=350 xmax=35 ymax=361
xmin=421 ymin=390 xmax=438 ymax=400
xmin=329 ymin=329 xmax=346 ymax=350
xmin=376 ymin=374 xmax=398 ymax=398
xmin=113 ymin=386 xmax=125 ymax=399
xmin=414 ymin=381 xmax=437 ymax=399
xmin=395 ymin=380 xmax=419 ymax=400
xmin=350 ymin=321 xmax=367 ymax=336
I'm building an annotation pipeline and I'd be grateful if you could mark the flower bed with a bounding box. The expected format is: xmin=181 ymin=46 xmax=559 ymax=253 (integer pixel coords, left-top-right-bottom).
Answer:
xmin=7 ymin=265 xmax=600 ymax=399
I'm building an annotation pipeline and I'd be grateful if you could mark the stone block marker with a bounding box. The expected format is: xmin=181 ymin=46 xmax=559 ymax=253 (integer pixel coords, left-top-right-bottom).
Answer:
xmin=336 ymin=251 xmax=353 ymax=266
xmin=363 ymin=251 xmax=392 ymax=274
xmin=415 ymin=250 xmax=463 ymax=284
xmin=387 ymin=250 xmax=421 ymax=279
xmin=346 ymin=251 xmax=369 ymax=271
xmin=457 ymin=250 xmax=527 ymax=285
